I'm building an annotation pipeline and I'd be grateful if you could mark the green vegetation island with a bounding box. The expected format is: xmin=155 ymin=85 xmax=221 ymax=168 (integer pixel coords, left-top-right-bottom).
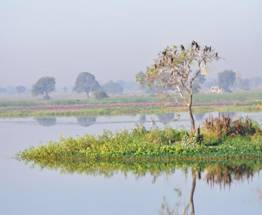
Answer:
xmin=19 ymin=115 xmax=262 ymax=173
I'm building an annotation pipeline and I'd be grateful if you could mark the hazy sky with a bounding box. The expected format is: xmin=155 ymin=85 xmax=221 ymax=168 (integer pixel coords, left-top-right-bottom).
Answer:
xmin=1 ymin=0 xmax=261 ymax=87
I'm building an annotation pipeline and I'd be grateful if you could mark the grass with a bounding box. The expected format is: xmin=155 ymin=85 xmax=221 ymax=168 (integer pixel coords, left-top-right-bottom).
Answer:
xmin=1 ymin=90 xmax=262 ymax=118
xmin=19 ymin=129 xmax=262 ymax=163
xmin=1 ymin=103 xmax=262 ymax=118
xmin=19 ymin=116 xmax=262 ymax=176
xmin=0 ymin=95 xmax=159 ymax=107
xmin=193 ymin=90 xmax=262 ymax=104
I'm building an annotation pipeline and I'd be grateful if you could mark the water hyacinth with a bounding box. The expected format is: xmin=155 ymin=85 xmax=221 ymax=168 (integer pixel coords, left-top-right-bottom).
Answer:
xmin=19 ymin=117 xmax=262 ymax=173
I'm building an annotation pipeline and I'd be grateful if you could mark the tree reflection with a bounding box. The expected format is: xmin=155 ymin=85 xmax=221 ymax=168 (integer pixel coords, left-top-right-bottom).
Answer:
xmin=22 ymin=155 xmax=259 ymax=214
xmin=205 ymin=164 xmax=254 ymax=187
xmin=77 ymin=116 xmax=96 ymax=127
xmin=35 ymin=117 xmax=56 ymax=127
xmin=194 ymin=113 xmax=206 ymax=122
xmin=138 ymin=114 xmax=146 ymax=125
xmin=157 ymin=113 xmax=176 ymax=125
xmin=159 ymin=163 xmax=256 ymax=215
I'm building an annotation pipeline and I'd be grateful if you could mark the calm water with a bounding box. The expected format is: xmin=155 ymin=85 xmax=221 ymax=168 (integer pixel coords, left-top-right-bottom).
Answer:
xmin=1 ymin=112 xmax=262 ymax=215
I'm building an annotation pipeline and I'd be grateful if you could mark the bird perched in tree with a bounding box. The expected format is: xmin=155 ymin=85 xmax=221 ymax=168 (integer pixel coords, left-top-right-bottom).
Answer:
xmin=204 ymin=46 xmax=212 ymax=52
xmin=191 ymin=40 xmax=200 ymax=50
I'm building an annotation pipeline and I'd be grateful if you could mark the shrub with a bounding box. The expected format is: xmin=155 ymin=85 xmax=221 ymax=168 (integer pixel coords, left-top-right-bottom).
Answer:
xmin=203 ymin=115 xmax=259 ymax=139
xmin=93 ymin=90 xmax=108 ymax=99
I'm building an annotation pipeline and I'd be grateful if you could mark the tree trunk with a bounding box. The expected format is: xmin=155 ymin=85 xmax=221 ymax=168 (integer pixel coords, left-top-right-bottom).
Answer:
xmin=188 ymin=93 xmax=196 ymax=132
xmin=190 ymin=173 xmax=197 ymax=215
xmin=43 ymin=91 xmax=50 ymax=100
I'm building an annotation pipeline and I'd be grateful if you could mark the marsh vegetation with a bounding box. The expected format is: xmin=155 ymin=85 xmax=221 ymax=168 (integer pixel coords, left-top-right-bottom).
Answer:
xmin=19 ymin=116 xmax=262 ymax=171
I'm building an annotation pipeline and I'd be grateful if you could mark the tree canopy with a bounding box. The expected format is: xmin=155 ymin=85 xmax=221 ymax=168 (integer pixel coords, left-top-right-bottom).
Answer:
xmin=102 ymin=81 xmax=124 ymax=94
xmin=137 ymin=41 xmax=219 ymax=131
xmin=32 ymin=77 xmax=56 ymax=99
xmin=74 ymin=72 xmax=103 ymax=96
xmin=218 ymin=70 xmax=236 ymax=92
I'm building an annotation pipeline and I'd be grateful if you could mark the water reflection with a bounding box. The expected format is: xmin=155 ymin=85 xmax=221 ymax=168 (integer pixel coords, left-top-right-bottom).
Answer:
xmin=159 ymin=163 xmax=258 ymax=215
xmin=76 ymin=117 xmax=96 ymax=127
xmin=157 ymin=113 xmax=179 ymax=125
xmin=138 ymin=114 xmax=146 ymax=125
xmin=194 ymin=113 xmax=206 ymax=121
xmin=35 ymin=117 xmax=57 ymax=127
xmin=23 ymin=158 xmax=262 ymax=215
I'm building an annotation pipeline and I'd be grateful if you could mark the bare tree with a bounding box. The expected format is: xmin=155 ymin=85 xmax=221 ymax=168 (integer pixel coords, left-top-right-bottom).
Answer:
xmin=137 ymin=41 xmax=219 ymax=132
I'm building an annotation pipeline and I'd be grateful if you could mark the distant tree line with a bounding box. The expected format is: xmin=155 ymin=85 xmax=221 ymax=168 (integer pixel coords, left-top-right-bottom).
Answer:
xmin=1 ymin=70 xmax=261 ymax=97
xmin=30 ymin=72 xmax=126 ymax=100
xmin=212 ymin=70 xmax=260 ymax=92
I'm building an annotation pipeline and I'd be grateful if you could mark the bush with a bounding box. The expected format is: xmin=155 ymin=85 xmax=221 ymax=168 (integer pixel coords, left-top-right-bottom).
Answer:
xmin=93 ymin=90 xmax=108 ymax=99
xmin=203 ymin=115 xmax=259 ymax=138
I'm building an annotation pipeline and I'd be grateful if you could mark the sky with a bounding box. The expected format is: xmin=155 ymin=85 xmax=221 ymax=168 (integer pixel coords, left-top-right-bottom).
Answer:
xmin=0 ymin=0 xmax=261 ymax=87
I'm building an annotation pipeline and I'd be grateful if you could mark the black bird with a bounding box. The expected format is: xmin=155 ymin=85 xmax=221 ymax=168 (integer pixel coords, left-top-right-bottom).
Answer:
xmin=181 ymin=45 xmax=185 ymax=51
xmin=204 ymin=46 xmax=209 ymax=52
xmin=195 ymin=42 xmax=200 ymax=50
xmin=192 ymin=41 xmax=200 ymax=50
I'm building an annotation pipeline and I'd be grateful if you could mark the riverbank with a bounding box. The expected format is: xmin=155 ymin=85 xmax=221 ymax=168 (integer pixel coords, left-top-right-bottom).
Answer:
xmin=1 ymin=102 xmax=262 ymax=118
xmin=1 ymin=91 xmax=262 ymax=118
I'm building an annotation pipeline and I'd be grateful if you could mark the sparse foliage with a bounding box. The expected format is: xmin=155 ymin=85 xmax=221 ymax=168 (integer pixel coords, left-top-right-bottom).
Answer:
xmin=137 ymin=41 xmax=219 ymax=131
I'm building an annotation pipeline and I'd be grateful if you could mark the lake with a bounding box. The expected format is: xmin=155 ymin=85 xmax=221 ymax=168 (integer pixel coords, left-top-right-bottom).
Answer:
xmin=1 ymin=112 xmax=262 ymax=215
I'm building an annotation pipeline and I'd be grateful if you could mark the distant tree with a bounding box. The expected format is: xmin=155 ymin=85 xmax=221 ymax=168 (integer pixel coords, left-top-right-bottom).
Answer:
xmin=16 ymin=85 xmax=26 ymax=94
xmin=116 ymin=80 xmax=140 ymax=92
xmin=192 ymin=73 xmax=206 ymax=93
xmin=218 ymin=70 xmax=236 ymax=92
xmin=32 ymin=77 xmax=56 ymax=99
xmin=63 ymin=86 xmax=68 ymax=93
xmin=74 ymin=72 xmax=103 ymax=97
xmin=249 ymin=76 xmax=262 ymax=89
xmin=102 ymin=81 xmax=124 ymax=94
xmin=237 ymin=78 xmax=250 ymax=91
xmin=137 ymin=41 xmax=219 ymax=132
xmin=92 ymin=90 xmax=108 ymax=99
